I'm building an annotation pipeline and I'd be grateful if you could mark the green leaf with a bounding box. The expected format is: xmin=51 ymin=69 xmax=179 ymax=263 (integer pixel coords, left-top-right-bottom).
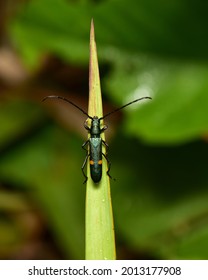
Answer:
xmin=85 ymin=20 xmax=116 ymax=260
xmin=107 ymin=56 xmax=208 ymax=144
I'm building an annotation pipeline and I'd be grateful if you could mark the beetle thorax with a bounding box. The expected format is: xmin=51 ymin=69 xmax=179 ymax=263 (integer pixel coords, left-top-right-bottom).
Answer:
xmin=91 ymin=116 xmax=101 ymax=137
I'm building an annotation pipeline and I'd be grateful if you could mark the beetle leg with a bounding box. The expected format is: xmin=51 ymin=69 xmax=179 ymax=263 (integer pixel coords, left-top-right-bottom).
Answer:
xmin=84 ymin=120 xmax=91 ymax=131
xmin=82 ymin=140 xmax=90 ymax=183
xmin=100 ymin=124 xmax=108 ymax=133
xmin=102 ymin=139 xmax=109 ymax=155
xmin=82 ymin=154 xmax=90 ymax=184
xmin=82 ymin=139 xmax=89 ymax=151
xmin=102 ymin=152 xmax=115 ymax=180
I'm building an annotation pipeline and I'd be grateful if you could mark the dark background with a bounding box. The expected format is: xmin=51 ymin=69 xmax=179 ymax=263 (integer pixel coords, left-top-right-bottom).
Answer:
xmin=0 ymin=0 xmax=208 ymax=259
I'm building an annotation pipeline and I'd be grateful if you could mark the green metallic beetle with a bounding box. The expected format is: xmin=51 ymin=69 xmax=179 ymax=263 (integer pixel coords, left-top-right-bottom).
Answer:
xmin=43 ymin=95 xmax=151 ymax=183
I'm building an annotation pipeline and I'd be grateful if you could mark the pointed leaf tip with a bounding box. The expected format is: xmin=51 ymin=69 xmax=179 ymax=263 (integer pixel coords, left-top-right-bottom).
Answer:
xmin=90 ymin=19 xmax=95 ymax=43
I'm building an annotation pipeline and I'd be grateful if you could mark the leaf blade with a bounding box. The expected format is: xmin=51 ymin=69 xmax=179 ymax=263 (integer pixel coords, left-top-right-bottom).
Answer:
xmin=85 ymin=20 xmax=116 ymax=260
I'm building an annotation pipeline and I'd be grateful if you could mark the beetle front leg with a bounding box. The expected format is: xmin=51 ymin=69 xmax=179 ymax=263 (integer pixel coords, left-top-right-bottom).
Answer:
xmin=84 ymin=120 xmax=91 ymax=131
xmin=100 ymin=124 xmax=108 ymax=133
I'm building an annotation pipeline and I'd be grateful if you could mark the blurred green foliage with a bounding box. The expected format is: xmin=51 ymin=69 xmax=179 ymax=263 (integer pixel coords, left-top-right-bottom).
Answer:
xmin=0 ymin=0 xmax=207 ymax=259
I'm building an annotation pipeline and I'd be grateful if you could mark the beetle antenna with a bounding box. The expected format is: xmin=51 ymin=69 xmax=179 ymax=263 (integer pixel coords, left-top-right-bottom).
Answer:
xmin=100 ymin=96 xmax=152 ymax=120
xmin=42 ymin=95 xmax=93 ymax=119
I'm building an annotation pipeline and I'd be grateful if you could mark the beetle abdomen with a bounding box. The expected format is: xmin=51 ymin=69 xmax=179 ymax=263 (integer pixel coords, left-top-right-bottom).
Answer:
xmin=89 ymin=138 xmax=102 ymax=183
xmin=90 ymin=160 xmax=102 ymax=183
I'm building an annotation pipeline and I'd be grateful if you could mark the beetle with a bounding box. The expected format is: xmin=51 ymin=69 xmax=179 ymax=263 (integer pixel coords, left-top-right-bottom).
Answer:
xmin=42 ymin=95 xmax=151 ymax=183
